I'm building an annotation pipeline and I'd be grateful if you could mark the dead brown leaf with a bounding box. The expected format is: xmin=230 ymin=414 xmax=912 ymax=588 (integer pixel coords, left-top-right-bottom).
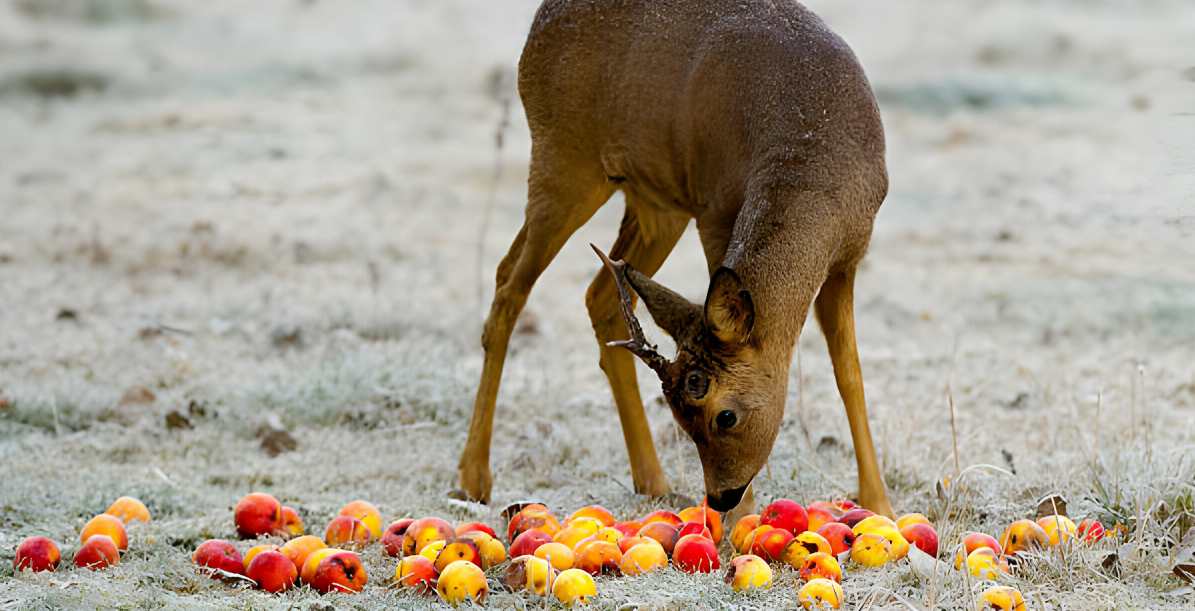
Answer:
xmin=119 ymin=386 xmax=156 ymax=406
xmin=164 ymin=411 xmax=192 ymax=430
xmin=258 ymin=428 xmax=298 ymax=457
xmin=1175 ymin=564 xmax=1195 ymax=584
xmin=1036 ymin=493 xmax=1069 ymax=518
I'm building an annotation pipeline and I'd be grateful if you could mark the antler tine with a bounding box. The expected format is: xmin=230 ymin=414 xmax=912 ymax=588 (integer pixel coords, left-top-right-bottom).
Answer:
xmin=589 ymin=243 xmax=670 ymax=375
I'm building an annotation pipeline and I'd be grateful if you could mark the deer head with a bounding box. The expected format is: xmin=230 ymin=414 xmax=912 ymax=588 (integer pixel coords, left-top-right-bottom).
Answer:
xmin=591 ymin=245 xmax=784 ymax=512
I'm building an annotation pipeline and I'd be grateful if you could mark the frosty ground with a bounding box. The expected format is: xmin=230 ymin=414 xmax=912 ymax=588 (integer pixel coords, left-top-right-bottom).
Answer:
xmin=1 ymin=0 xmax=1193 ymax=609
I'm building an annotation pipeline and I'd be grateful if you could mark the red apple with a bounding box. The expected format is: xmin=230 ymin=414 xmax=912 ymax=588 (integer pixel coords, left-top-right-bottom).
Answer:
xmin=640 ymin=510 xmax=683 ymax=527
xmin=246 ymin=550 xmax=298 ymax=593
xmin=677 ymin=521 xmax=713 ymax=540
xmin=636 ymin=522 xmax=680 ymax=556
xmin=395 ymin=555 xmax=438 ymax=594
xmin=234 ymin=492 xmax=284 ymax=538
xmin=75 ymin=535 xmax=120 ymax=570
xmin=382 ymin=518 xmax=415 ymax=556
xmin=816 ymin=522 xmax=856 ymax=556
xmin=751 ymin=527 xmax=794 ymax=562
xmin=900 ymin=523 xmax=939 ymax=557
xmin=14 ymin=536 xmax=60 ymax=572
xmin=456 ymin=521 xmax=497 ymax=538
xmin=838 ymin=508 xmax=875 ymax=528
xmin=309 ymin=550 xmax=367 ymax=594
xmin=509 ymin=528 xmax=553 ymax=558
xmin=1076 ymin=519 xmax=1106 ymax=543
xmin=673 ymin=534 xmax=720 ymax=573
xmin=760 ymin=499 xmax=808 ymax=535
xmin=192 ymin=539 xmax=243 ymax=577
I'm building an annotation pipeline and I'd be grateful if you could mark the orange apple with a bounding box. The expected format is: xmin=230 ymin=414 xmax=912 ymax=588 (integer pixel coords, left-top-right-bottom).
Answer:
xmin=402 ymin=517 xmax=455 ymax=556
xmin=725 ymin=554 xmax=773 ymax=591
xmin=280 ymin=506 xmax=304 ymax=537
xmin=434 ymin=537 xmax=483 ymax=572
xmin=508 ymin=506 xmax=561 ymax=540
xmin=395 ymin=555 xmax=438 ymax=594
xmin=501 ymin=554 xmax=555 ymax=595
xmin=552 ymin=568 xmax=597 ymax=606
xmin=850 ymin=533 xmax=891 ymax=567
xmin=81 ymin=514 xmax=128 ymax=551
xmin=806 ymin=506 xmax=836 ymax=533
xmin=338 ymin=500 xmax=383 ymax=540
xmin=325 ymin=515 xmax=372 ymax=549
xmin=678 ymin=505 xmax=724 ymax=544
xmin=573 ymin=539 xmax=622 ymax=575
xmin=999 ymin=520 xmax=1048 ymax=556
xmin=566 ymin=505 xmax=616 ymax=527
xmin=799 ymin=552 xmax=842 ymax=583
xmin=105 ymin=497 xmax=151 ymax=524
xmin=612 ymin=520 xmax=643 ymax=539
xmin=437 ymin=559 xmax=488 ymax=605
xmin=955 ymin=532 xmax=1003 ymax=568
xmin=636 ymin=522 xmax=680 ymax=556
xmin=798 ymin=577 xmax=845 ymax=609
xmin=729 ymin=514 xmax=761 ymax=553
xmin=640 ymin=509 xmax=683 ymax=527
xmin=619 ymin=540 xmax=668 ymax=575
xmin=534 ymin=541 xmax=575 ymax=571
xmin=279 ymin=535 xmax=325 ymax=572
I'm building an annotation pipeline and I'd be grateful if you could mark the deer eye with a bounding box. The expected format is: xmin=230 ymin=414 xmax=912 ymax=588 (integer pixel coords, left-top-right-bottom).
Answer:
xmin=684 ymin=370 xmax=709 ymax=399
xmin=715 ymin=409 xmax=738 ymax=430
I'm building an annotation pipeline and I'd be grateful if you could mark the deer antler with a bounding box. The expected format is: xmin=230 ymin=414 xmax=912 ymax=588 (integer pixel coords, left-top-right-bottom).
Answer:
xmin=590 ymin=243 xmax=670 ymax=376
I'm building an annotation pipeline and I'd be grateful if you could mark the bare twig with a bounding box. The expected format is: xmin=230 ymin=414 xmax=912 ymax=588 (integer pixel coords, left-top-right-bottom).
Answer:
xmin=475 ymin=73 xmax=514 ymax=321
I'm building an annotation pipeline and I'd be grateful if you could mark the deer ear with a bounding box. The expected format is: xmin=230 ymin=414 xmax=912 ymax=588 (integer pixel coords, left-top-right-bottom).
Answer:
xmin=704 ymin=267 xmax=754 ymax=344
xmin=625 ymin=269 xmax=702 ymax=340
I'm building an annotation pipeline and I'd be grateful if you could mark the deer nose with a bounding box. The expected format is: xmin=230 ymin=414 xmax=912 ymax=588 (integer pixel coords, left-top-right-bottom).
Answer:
xmin=706 ymin=483 xmax=750 ymax=512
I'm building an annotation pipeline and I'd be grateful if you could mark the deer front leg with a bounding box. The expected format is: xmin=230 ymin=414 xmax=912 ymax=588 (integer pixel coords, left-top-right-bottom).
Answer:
xmin=457 ymin=156 xmax=614 ymax=503
xmin=815 ymin=269 xmax=895 ymax=517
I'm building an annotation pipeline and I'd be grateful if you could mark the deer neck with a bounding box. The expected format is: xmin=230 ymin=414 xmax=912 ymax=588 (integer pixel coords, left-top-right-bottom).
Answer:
xmin=718 ymin=181 xmax=837 ymax=366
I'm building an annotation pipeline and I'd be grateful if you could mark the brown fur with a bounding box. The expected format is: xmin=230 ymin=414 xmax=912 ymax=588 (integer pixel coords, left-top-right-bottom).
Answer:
xmin=457 ymin=0 xmax=893 ymax=516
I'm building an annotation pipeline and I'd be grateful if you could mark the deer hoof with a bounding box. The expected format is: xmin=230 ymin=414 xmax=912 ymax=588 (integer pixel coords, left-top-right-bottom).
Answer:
xmin=455 ymin=463 xmax=493 ymax=504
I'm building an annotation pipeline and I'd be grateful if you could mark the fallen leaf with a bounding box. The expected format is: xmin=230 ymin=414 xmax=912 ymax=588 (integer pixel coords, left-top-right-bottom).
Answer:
xmin=119 ymin=386 xmax=156 ymax=406
xmin=55 ymin=308 xmax=78 ymax=321
xmin=164 ymin=411 xmax=192 ymax=430
xmin=258 ymin=428 xmax=297 ymax=457
xmin=1036 ymin=493 xmax=1069 ymax=519
xmin=499 ymin=500 xmax=548 ymax=523
xmin=1175 ymin=564 xmax=1195 ymax=584
xmin=1101 ymin=552 xmax=1122 ymax=577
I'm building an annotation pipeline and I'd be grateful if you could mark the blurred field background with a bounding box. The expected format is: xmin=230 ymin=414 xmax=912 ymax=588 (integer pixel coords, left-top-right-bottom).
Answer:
xmin=1 ymin=0 xmax=1193 ymax=608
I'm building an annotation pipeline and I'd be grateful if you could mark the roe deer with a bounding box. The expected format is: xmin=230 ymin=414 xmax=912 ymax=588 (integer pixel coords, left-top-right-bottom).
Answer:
xmin=457 ymin=0 xmax=893 ymax=516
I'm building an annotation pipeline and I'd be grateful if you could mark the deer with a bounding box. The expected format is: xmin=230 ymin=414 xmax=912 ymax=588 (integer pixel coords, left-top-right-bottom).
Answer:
xmin=457 ymin=0 xmax=894 ymax=517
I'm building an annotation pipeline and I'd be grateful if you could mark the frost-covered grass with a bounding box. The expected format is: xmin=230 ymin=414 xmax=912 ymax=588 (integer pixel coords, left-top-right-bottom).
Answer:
xmin=2 ymin=0 xmax=1194 ymax=609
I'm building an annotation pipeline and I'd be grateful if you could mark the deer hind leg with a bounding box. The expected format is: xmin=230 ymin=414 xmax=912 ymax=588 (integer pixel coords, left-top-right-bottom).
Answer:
xmin=585 ymin=201 xmax=688 ymax=497
xmin=457 ymin=153 xmax=613 ymax=503
xmin=814 ymin=268 xmax=895 ymax=517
